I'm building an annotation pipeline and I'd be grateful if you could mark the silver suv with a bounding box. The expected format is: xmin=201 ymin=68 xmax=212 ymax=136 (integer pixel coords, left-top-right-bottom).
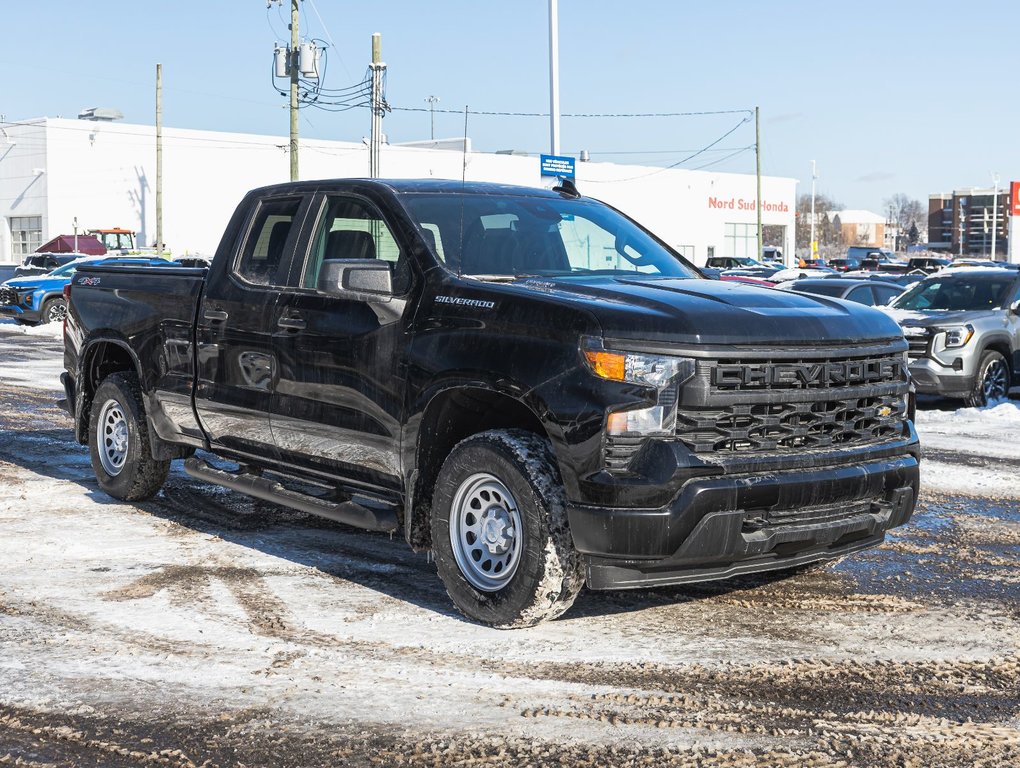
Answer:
xmin=883 ymin=268 xmax=1020 ymax=406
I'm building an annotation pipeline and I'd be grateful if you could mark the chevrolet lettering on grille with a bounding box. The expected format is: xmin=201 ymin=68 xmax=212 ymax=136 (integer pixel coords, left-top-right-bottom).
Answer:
xmin=713 ymin=359 xmax=902 ymax=388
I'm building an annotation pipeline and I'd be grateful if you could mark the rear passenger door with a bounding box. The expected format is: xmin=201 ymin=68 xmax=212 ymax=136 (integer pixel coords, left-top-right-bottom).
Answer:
xmin=268 ymin=193 xmax=415 ymax=492
xmin=194 ymin=195 xmax=308 ymax=460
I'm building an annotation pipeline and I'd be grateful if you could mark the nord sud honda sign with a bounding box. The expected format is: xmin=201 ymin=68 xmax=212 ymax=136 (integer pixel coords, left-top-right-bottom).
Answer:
xmin=708 ymin=196 xmax=789 ymax=213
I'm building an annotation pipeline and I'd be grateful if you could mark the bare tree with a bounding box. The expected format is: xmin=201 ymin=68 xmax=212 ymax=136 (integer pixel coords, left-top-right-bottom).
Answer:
xmin=795 ymin=192 xmax=843 ymax=252
xmin=884 ymin=193 xmax=925 ymax=231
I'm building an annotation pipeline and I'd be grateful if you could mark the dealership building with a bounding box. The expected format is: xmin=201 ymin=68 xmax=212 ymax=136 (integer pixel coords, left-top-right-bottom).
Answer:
xmin=0 ymin=116 xmax=796 ymax=267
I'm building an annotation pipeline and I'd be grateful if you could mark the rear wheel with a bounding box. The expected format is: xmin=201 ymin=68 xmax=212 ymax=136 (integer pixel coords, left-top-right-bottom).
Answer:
xmin=40 ymin=298 xmax=67 ymax=324
xmin=431 ymin=429 xmax=584 ymax=628
xmin=89 ymin=372 xmax=169 ymax=501
xmin=964 ymin=351 xmax=1009 ymax=407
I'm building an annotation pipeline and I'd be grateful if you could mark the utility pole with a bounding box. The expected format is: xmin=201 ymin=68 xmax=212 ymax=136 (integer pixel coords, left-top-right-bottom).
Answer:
xmin=991 ymin=172 xmax=1000 ymax=260
xmin=425 ymin=95 xmax=440 ymax=141
xmin=369 ymin=33 xmax=385 ymax=178
xmin=755 ymin=106 xmax=762 ymax=262
xmin=548 ymin=0 xmax=560 ymax=155
xmin=289 ymin=0 xmax=299 ymax=181
xmin=958 ymin=200 xmax=965 ymax=257
xmin=810 ymin=160 xmax=817 ymax=262
xmin=156 ymin=63 xmax=164 ymax=255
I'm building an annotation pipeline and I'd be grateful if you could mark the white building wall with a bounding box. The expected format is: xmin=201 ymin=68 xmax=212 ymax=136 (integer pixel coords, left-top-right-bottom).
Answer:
xmin=0 ymin=120 xmax=50 ymax=259
xmin=0 ymin=118 xmax=795 ymax=266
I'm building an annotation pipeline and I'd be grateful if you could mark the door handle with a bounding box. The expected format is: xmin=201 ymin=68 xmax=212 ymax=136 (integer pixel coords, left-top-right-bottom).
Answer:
xmin=277 ymin=315 xmax=306 ymax=330
xmin=203 ymin=309 xmax=229 ymax=322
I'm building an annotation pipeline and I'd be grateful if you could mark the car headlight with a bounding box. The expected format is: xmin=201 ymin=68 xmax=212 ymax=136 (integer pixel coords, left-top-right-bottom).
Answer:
xmin=933 ymin=324 xmax=973 ymax=352
xmin=581 ymin=337 xmax=695 ymax=436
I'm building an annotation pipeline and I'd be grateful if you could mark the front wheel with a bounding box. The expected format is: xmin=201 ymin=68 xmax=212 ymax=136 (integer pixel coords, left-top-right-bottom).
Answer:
xmin=89 ymin=372 xmax=170 ymax=501
xmin=964 ymin=351 xmax=1010 ymax=407
xmin=431 ymin=429 xmax=584 ymax=628
xmin=40 ymin=298 xmax=67 ymax=324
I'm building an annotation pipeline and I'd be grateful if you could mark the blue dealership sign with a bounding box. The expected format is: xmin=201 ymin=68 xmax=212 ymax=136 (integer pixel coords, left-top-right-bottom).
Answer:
xmin=540 ymin=154 xmax=575 ymax=179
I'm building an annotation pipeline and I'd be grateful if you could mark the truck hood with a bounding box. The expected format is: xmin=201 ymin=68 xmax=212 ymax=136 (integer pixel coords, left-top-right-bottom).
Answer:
xmin=515 ymin=275 xmax=904 ymax=346
xmin=881 ymin=307 xmax=998 ymax=329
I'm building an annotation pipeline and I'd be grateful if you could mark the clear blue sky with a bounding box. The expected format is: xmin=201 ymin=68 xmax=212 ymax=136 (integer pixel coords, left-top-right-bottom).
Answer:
xmin=3 ymin=1 xmax=1017 ymax=214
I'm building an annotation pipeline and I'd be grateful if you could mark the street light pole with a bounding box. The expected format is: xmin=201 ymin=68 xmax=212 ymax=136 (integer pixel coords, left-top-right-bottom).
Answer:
xmin=991 ymin=172 xmax=1000 ymax=261
xmin=548 ymin=0 xmax=560 ymax=155
xmin=809 ymin=160 xmax=817 ymax=261
xmin=425 ymin=95 xmax=440 ymax=141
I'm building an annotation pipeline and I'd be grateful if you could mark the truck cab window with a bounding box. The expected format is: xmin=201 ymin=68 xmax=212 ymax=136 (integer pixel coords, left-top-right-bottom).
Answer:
xmin=302 ymin=196 xmax=408 ymax=292
xmin=236 ymin=198 xmax=300 ymax=286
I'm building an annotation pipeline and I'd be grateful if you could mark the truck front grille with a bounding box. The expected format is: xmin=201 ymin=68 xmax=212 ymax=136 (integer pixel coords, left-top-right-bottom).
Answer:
xmin=601 ymin=341 xmax=910 ymax=471
xmin=677 ymin=342 xmax=909 ymax=457
xmin=0 ymin=286 xmax=16 ymax=305
xmin=676 ymin=393 xmax=905 ymax=453
xmin=905 ymin=334 xmax=930 ymax=359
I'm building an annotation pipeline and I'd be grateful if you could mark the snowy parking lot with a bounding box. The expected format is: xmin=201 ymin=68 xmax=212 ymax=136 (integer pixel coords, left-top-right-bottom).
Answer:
xmin=0 ymin=320 xmax=1018 ymax=767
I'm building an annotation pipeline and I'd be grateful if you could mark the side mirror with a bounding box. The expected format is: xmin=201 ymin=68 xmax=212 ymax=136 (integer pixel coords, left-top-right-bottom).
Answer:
xmin=317 ymin=259 xmax=394 ymax=301
xmin=1010 ymin=299 xmax=1020 ymax=316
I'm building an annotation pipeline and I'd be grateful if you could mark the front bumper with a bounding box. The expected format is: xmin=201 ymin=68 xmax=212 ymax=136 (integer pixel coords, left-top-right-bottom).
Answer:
xmin=569 ymin=453 xmax=919 ymax=590
xmin=908 ymin=356 xmax=976 ymax=396
xmin=0 ymin=304 xmax=41 ymax=323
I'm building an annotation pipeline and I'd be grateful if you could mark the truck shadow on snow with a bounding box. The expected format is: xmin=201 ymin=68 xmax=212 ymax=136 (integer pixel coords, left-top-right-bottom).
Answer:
xmin=2 ymin=427 xmax=824 ymax=626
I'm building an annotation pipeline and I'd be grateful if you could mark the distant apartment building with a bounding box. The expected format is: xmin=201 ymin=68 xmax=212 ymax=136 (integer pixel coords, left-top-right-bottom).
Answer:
xmin=928 ymin=188 xmax=1010 ymax=256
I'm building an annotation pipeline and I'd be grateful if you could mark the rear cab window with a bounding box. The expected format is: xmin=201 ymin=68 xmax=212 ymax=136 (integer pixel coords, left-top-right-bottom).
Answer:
xmin=235 ymin=197 xmax=302 ymax=287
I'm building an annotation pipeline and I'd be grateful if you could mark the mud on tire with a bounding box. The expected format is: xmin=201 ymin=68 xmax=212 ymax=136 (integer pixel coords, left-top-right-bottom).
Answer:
xmin=89 ymin=372 xmax=170 ymax=501
xmin=431 ymin=429 xmax=584 ymax=628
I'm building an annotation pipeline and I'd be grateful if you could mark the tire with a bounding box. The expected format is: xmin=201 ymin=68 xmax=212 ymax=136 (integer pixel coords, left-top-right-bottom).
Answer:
xmin=40 ymin=298 xmax=67 ymax=324
xmin=88 ymin=372 xmax=170 ymax=501
xmin=964 ymin=350 xmax=1010 ymax=407
xmin=431 ymin=429 xmax=584 ymax=628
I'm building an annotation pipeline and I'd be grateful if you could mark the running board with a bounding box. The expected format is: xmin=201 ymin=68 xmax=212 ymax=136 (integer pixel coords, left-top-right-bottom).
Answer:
xmin=183 ymin=457 xmax=399 ymax=533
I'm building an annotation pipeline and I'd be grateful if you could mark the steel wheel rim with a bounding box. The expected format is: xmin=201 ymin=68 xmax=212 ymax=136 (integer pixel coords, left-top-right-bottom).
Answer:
xmin=97 ymin=398 xmax=129 ymax=476
xmin=983 ymin=359 xmax=1008 ymax=401
xmin=47 ymin=302 xmax=66 ymax=323
xmin=449 ymin=473 xmax=522 ymax=592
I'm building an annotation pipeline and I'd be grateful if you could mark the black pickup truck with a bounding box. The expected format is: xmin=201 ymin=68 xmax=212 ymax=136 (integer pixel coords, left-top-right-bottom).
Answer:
xmin=62 ymin=179 xmax=920 ymax=627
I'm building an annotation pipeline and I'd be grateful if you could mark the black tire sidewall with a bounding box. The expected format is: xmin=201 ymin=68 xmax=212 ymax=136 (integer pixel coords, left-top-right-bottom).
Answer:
xmin=88 ymin=373 xmax=165 ymax=500
xmin=431 ymin=433 xmax=575 ymax=627
xmin=969 ymin=351 xmax=1008 ymax=407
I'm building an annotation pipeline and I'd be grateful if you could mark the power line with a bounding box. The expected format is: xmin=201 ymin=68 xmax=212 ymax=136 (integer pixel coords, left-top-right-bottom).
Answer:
xmin=583 ymin=115 xmax=754 ymax=183
xmin=388 ymin=105 xmax=753 ymax=119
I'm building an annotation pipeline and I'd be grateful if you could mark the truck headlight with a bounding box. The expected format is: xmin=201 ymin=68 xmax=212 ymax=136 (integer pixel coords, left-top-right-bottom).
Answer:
xmin=581 ymin=337 xmax=695 ymax=436
xmin=933 ymin=324 xmax=973 ymax=352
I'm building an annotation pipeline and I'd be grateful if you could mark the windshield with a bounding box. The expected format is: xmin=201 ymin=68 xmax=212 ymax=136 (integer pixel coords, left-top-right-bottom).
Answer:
xmin=399 ymin=193 xmax=699 ymax=280
xmin=48 ymin=261 xmax=84 ymax=276
xmin=891 ymin=276 xmax=1014 ymax=311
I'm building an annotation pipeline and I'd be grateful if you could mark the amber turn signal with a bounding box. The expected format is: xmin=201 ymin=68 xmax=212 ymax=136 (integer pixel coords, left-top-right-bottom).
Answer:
xmin=583 ymin=349 xmax=627 ymax=382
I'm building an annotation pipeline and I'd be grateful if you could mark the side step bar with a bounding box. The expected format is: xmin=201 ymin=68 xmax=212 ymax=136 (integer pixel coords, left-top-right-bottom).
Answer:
xmin=183 ymin=457 xmax=399 ymax=533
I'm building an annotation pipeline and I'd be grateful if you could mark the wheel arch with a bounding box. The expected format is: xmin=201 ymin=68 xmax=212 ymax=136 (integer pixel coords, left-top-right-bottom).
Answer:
xmin=404 ymin=384 xmax=557 ymax=550
xmin=75 ymin=337 xmax=183 ymax=461
xmin=980 ymin=337 xmax=1012 ymax=373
